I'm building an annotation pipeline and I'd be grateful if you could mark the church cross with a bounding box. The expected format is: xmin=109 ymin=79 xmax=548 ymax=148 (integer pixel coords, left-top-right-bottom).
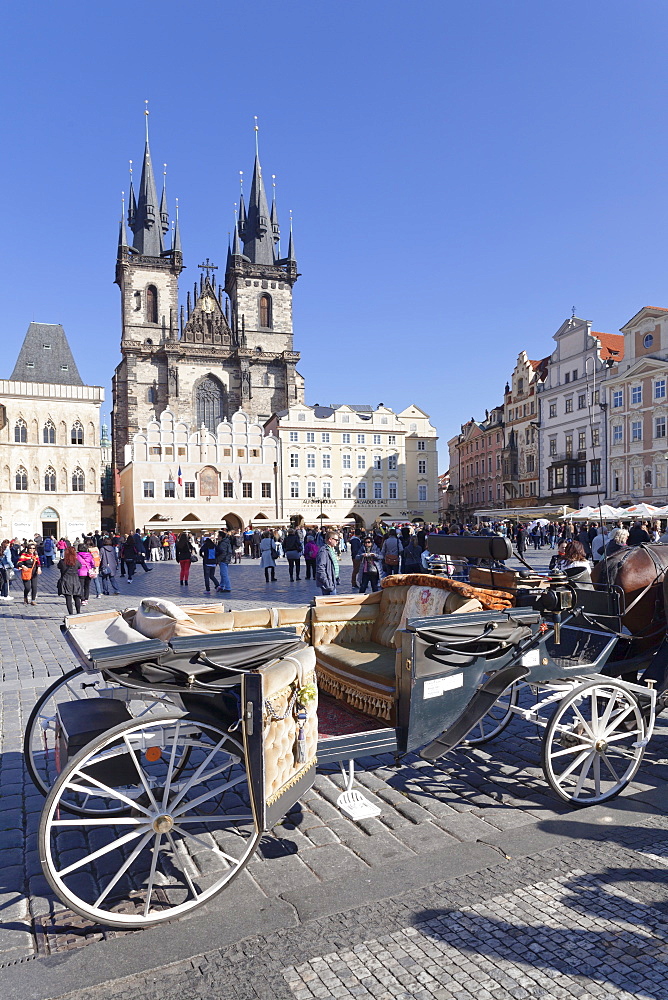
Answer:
xmin=198 ymin=258 xmax=218 ymax=279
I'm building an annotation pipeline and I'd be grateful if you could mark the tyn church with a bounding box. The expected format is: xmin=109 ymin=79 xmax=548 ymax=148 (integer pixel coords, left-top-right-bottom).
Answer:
xmin=112 ymin=118 xmax=304 ymax=475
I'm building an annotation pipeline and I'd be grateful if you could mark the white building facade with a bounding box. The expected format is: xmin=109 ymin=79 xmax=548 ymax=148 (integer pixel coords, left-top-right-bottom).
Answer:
xmin=0 ymin=323 xmax=104 ymax=541
xmin=265 ymin=402 xmax=439 ymax=528
xmin=606 ymin=306 xmax=668 ymax=507
xmin=538 ymin=317 xmax=623 ymax=509
xmin=118 ymin=408 xmax=280 ymax=534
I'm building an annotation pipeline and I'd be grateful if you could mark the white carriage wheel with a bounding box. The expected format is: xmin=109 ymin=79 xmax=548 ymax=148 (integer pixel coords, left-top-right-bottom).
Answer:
xmin=24 ymin=667 xmax=181 ymax=816
xmin=39 ymin=713 xmax=261 ymax=928
xmin=541 ymin=680 xmax=646 ymax=806
xmin=463 ymin=680 xmax=520 ymax=746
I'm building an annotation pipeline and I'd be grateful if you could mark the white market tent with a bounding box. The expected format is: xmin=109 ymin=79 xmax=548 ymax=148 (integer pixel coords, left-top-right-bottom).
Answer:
xmin=472 ymin=505 xmax=576 ymax=522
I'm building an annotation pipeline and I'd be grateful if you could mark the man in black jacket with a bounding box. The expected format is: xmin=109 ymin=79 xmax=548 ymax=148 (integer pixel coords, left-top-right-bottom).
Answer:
xmin=349 ymin=531 xmax=364 ymax=589
xmin=628 ymin=520 xmax=650 ymax=546
xmin=131 ymin=530 xmax=152 ymax=572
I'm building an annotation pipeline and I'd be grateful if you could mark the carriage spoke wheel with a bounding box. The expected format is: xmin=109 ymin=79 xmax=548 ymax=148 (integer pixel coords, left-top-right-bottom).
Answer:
xmin=542 ymin=680 xmax=646 ymax=806
xmin=24 ymin=667 xmax=185 ymax=816
xmin=463 ymin=680 xmax=519 ymax=746
xmin=39 ymin=714 xmax=260 ymax=928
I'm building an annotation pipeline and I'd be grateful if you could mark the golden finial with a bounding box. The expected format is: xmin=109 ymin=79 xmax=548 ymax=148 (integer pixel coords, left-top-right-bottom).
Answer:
xmin=144 ymin=100 xmax=150 ymax=140
xmin=239 ymin=170 xmax=243 ymax=192
xmin=254 ymin=115 xmax=259 ymax=156
xmin=129 ymin=159 xmax=133 ymax=179
xmin=175 ymin=196 xmax=179 ymax=221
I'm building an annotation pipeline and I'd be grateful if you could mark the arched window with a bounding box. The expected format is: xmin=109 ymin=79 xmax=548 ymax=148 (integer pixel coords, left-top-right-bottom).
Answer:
xmin=15 ymin=466 xmax=28 ymax=491
xmin=196 ymin=375 xmax=226 ymax=433
xmin=71 ymin=468 xmax=85 ymax=492
xmin=44 ymin=467 xmax=56 ymax=492
xmin=14 ymin=419 xmax=27 ymax=443
xmin=259 ymin=294 xmax=272 ymax=329
xmin=146 ymin=285 xmax=158 ymax=324
xmin=71 ymin=421 xmax=84 ymax=445
xmin=43 ymin=421 xmax=56 ymax=444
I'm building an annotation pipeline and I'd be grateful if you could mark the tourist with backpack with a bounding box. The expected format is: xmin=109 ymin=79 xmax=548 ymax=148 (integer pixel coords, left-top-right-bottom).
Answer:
xmin=303 ymin=533 xmax=318 ymax=580
xmin=199 ymin=534 xmax=220 ymax=593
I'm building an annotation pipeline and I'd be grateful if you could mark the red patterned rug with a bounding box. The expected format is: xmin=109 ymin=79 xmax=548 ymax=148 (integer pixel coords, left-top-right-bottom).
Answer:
xmin=317 ymin=693 xmax=388 ymax=739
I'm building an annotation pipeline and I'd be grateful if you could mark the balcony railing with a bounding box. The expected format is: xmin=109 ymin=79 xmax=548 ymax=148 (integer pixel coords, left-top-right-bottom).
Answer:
xmin=548 ymin=451 xmax=587 ymax=464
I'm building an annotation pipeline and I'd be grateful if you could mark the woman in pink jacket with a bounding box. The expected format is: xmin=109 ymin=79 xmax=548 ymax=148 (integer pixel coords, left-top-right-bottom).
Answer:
xmin=77 ymin=544 xmax=96 ymax=605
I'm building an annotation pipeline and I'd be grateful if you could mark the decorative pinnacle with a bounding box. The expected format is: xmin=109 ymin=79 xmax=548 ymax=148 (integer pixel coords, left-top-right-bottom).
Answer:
xmin=144 ymin=99 xmax=150 ymax=140
xmin=254 ymin=115 xmax=259 ymax=155
xmin=239 ymin=170 xmax=243 ymax=192
xmin=175 ymin=196 xmax=179 ymax=220
xmin=129 ymin=159 xmax=133 ymax=179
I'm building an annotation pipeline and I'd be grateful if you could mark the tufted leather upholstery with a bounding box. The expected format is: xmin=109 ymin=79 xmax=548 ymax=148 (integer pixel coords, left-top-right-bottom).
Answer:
xmin=310 ymin=588 xmax=412 ymax=722
xmin=260 ymin=646 xmax=318 ymax=805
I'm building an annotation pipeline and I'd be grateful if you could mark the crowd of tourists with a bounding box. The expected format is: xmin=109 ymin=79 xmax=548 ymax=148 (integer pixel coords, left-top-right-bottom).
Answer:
xmin=16 ymin=516 xmax=651 ymax=609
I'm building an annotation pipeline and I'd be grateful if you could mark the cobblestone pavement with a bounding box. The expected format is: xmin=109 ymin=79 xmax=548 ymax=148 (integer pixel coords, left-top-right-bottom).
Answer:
xmin=2 ymin=544 xmax=668 ymax=999
xmin=42 ymin=828 xmax=668 ymax=1000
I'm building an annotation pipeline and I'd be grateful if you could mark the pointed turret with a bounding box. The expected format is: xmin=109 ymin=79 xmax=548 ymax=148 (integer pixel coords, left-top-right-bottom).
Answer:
xmin=286 ymin=216 xmax=295 ymax=262
xmin=172 ymin=198 xmax=182 ymax=253
xmin=270 ymin=177 xmax=280 ymax=244
xmin=232 ymin=220 xmax=242 ymax=256
xmin=117 ymin=194 xmax=129 ymax=254
xmin=237 ymin=192 xmax=247 ymax=239
xmin=127 ymin=171 xmax=136 ymax=228
xmin=130 ymin=109 xmax=163 ymax=257
xmin=243 ymin=151 xmax=275 ymax=265
xmin=160 ymin=164 xmax=169 ymax=235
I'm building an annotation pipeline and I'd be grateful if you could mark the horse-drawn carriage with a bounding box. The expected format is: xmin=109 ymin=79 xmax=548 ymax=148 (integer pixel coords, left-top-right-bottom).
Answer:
xmin=29 ymin=535 xmax=667 ymax=929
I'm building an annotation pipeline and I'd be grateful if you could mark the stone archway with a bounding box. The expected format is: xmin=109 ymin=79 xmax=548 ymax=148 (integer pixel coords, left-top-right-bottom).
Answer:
xmin=183 ymin=513 xmax=201 ymax=521
xmin=223 ymin=512 xmax=243 ymax=530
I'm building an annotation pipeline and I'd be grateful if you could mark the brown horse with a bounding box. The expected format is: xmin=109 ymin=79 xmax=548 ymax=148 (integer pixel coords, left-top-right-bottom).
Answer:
xmin=591 ymin=544 xmax=668 ymax=657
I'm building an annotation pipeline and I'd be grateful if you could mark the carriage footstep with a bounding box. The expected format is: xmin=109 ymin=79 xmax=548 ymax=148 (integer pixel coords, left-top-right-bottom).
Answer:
xmin=337 ymin=761 xmax=381 ymax=821
xmin=337 ymin=788 xmax=382 ymax=821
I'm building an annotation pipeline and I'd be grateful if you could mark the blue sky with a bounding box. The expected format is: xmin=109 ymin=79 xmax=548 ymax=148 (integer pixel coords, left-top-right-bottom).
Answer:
xmin=2 ymin=1 xmax=668 ymax=469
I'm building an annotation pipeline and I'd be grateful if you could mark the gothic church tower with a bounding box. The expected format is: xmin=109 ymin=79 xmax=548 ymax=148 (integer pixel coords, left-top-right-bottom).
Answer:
xmin=112 ymin=115 xmax=304 ymax=479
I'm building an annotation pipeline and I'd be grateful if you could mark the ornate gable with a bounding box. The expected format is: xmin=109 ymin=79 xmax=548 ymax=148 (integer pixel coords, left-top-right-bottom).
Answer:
xmin=182 ymin=279 xmax=234 ymax=346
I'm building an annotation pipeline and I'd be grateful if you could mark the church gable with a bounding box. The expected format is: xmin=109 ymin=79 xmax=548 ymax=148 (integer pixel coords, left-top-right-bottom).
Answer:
xmin=181 ymin=278 xmax=234 ymax=346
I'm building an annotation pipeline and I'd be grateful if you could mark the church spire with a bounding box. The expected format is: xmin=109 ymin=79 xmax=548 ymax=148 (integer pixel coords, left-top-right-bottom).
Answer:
xmin=242 ymin=119 xmax=275 ymax=265
xmin=130 ymin=102 xmax=163 ymax=257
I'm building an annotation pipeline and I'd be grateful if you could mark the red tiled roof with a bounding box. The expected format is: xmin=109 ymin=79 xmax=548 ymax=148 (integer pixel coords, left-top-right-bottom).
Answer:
xmin=592 ymin=331 xmax=624 ymax=361
xmin=529 ymin=356 xmax=550 ymax=376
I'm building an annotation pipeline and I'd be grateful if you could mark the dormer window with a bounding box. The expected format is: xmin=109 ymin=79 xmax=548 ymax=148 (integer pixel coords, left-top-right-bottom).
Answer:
xmin=43 ymin=344 xmax=51 ymax=350
xmin=644 ymin=333 xmax=654 ymax=349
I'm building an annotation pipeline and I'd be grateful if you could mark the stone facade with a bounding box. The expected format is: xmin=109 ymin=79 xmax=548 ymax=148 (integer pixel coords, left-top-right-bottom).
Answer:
xmin=265 ymin=403 xmax=439 ymax=529
xmin=607 ymin=306 xmax=668 ymax=505
xmin=112 ymin=128 xmax=304 ymax=483
xmin=0 ymin=370 xmax=103 ymax=541
xmin=455 ymin=406 xmax=505 ymax=518
xmin=117 ymin=408 xmax=279 ymax=535
xmin=538 ymin=317 xmax=622 ymax=508
xmin=502 ymin=352 xmax=548 ymax=507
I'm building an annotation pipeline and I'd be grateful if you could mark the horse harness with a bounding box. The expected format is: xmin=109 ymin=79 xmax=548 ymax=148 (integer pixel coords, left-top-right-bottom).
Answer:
xmin=610 ymin=544 xmax=668 ymax=641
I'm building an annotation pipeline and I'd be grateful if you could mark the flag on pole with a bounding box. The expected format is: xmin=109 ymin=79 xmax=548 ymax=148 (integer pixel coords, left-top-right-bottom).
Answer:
xmin=177 ymin=466 xmax=182 ymax=486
